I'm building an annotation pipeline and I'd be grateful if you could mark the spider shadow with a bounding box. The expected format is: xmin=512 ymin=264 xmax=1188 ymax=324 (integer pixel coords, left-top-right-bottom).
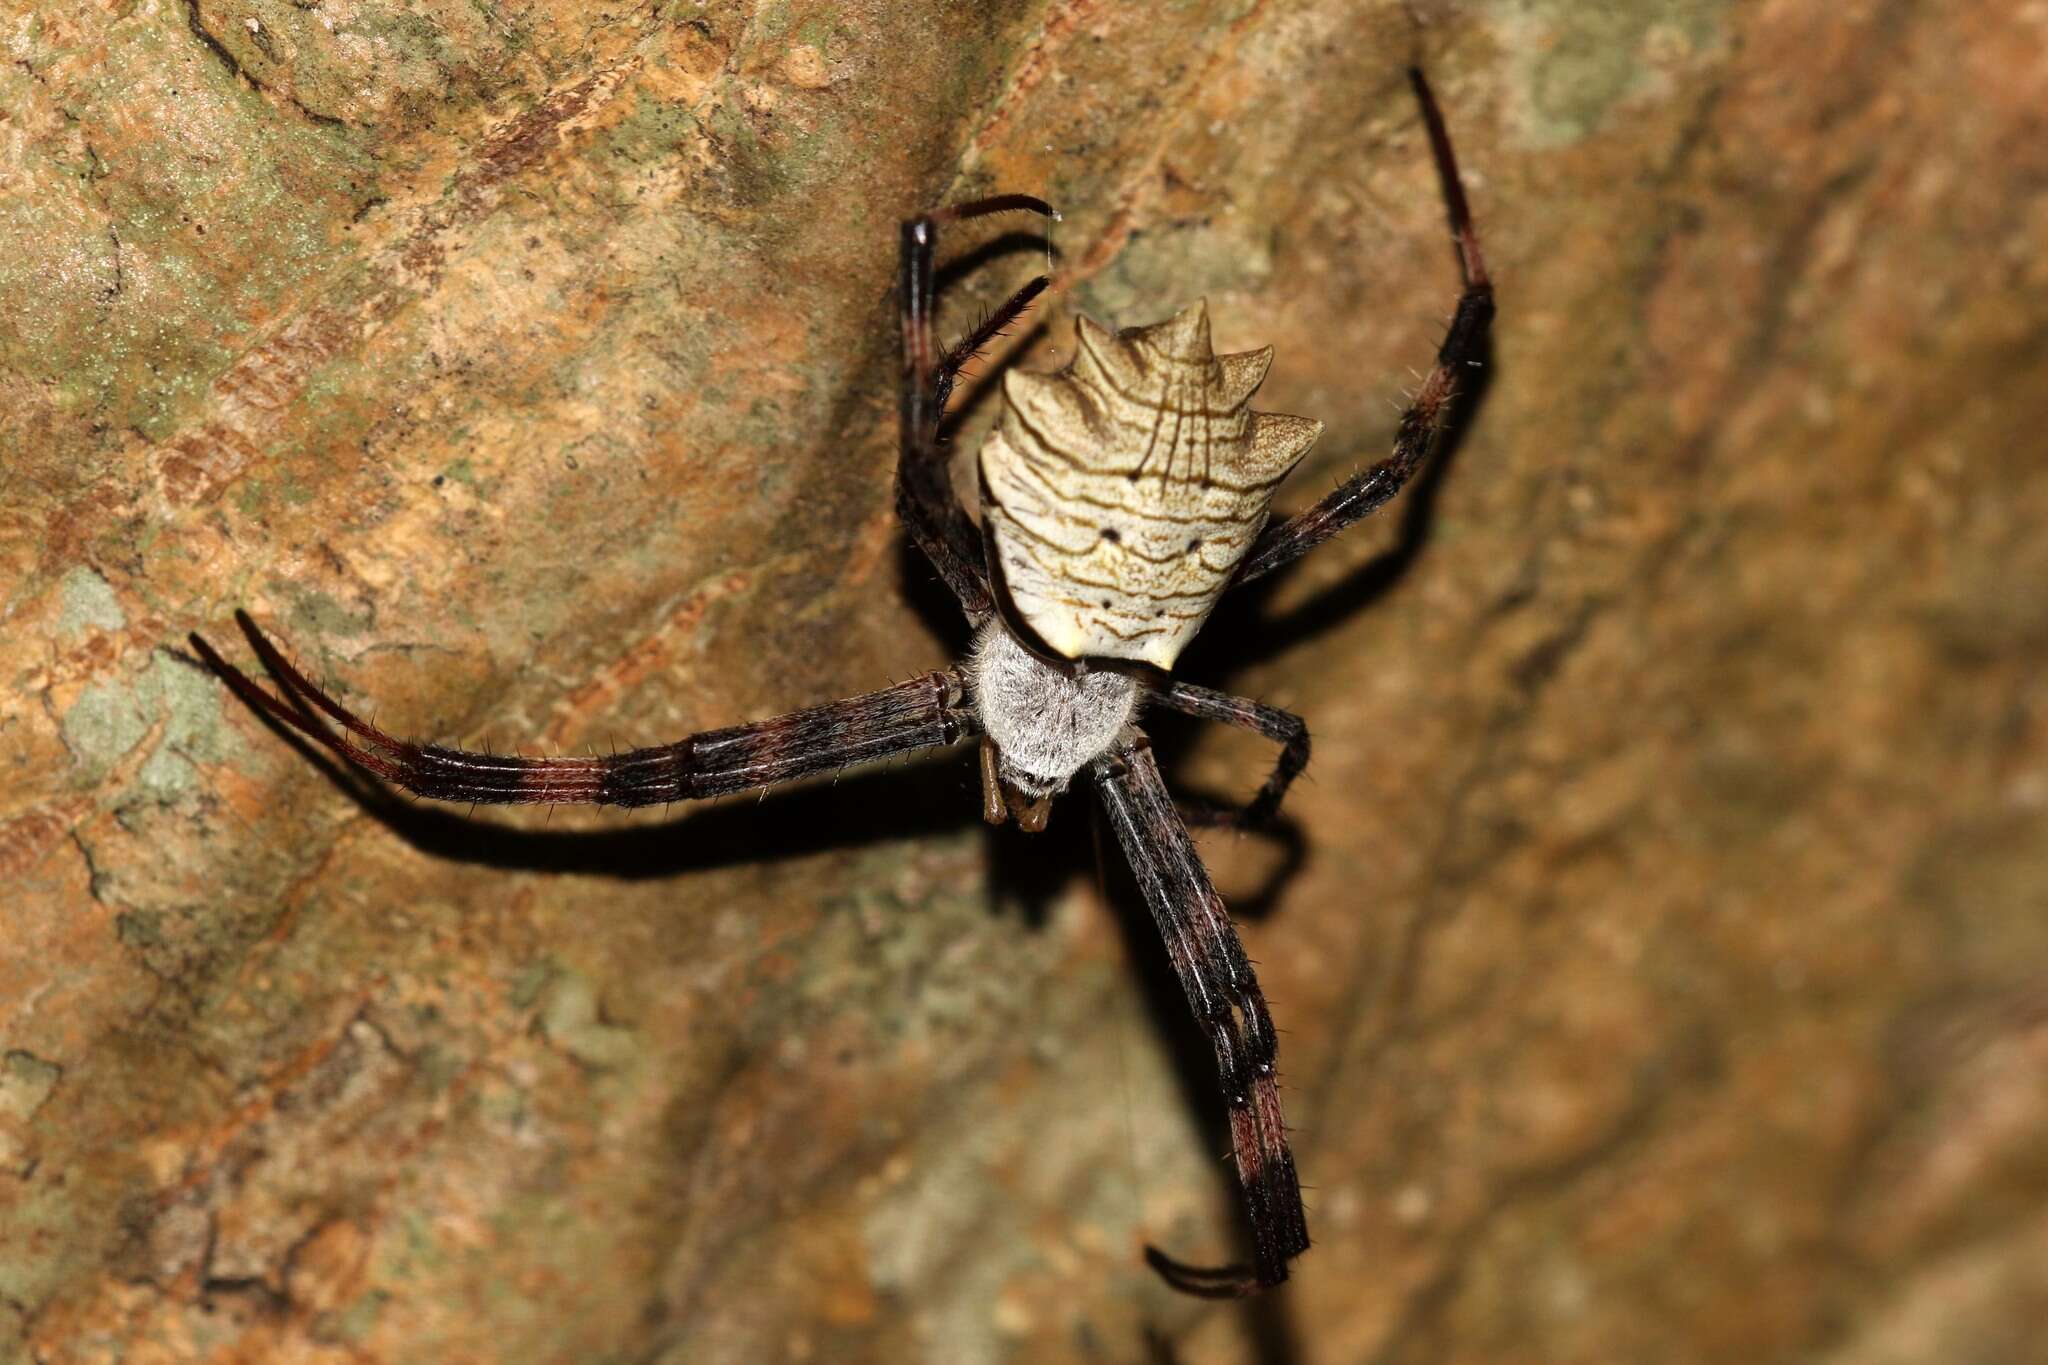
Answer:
xmin=209 ymin=638 xmax=1298 ymax=918
xmin=932 ymin=229 xmax=1061 ymax=299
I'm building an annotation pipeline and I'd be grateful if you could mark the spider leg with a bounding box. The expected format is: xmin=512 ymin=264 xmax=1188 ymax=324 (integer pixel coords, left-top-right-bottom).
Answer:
xmin=1232 ymin=67 xmax=1493 ymax=587
xmin=1092 ymin=733 xmax=1309 ymax=1297
xmin=899 ymin=194 xmax=1055 ymax=618
xmin=1146 ymin=679 xmax=1310 ymax=829
xmin=192 ymin=611 xmax=976 ymax=808
xmin=933 ymin=271 xmax=1050 ymax=417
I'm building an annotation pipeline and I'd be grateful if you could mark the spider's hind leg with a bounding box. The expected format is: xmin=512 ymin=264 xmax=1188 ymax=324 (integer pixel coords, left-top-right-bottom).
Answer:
xmin=897 ymin=195 xmax=1055 ymax=619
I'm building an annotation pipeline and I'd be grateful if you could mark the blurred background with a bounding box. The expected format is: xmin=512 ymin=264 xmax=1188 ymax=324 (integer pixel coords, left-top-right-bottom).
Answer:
xmin=4 ymin=2 xmax=2045 ymax=1361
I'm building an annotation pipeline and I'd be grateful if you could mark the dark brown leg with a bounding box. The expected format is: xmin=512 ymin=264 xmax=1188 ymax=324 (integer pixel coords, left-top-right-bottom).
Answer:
xmin=1092 ymin=735 xmax=1310 ymax=1297
xmin=898 ymin=195 xmax=1054 ymax=618
xmin=1233 ymin=68 xmax=1493 ymax=587
xmin=1147 ymin=680 xmax=1309 ymax=828
xmin=192 ymin=612 xmax=975 ymax=807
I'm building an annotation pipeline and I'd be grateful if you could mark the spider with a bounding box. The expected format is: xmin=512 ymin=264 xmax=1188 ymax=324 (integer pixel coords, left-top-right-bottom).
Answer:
xmin=191 ymin=68 xmax=1492 ymax=1298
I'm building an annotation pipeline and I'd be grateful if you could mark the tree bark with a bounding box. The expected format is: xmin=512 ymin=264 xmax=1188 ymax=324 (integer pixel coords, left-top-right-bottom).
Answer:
xmin=4 ymin=1 xmax=2046 ymax=1361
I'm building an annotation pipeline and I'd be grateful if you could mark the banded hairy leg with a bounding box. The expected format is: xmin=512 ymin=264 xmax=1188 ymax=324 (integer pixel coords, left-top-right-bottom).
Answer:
xmin=1092 ymin=735 xmax=1310 ymax=1296
xmin=1233 ymin=68 xmax=1495 ymax=586
xmin=897 ymin=194 xmax=1055 ymax=620
xmin=190 ymin=612 xmax=975 ymax=808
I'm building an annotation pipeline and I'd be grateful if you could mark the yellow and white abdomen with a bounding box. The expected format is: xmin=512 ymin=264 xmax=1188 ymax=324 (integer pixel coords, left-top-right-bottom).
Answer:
xmin=979 ymin=302 xmax=1322 ymax=670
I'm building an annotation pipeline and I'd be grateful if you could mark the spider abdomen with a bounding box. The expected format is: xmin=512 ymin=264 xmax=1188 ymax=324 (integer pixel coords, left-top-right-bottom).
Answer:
xmin=979 ymin=301 xmax=1323 ymax=669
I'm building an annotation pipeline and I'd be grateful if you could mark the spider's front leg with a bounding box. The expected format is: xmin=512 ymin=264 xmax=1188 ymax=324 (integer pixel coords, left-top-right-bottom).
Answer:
xmin=191 ymin=611 xmax=976 ymax=807
xmin=1147 ymin=679 xmax=1310 ymax=829
xmin=897 ymin=194 xmax=1055 ymax=619
xmin=1233 ymin=67 xmax=1494 ymax=587
xmin=1093 ymin=735 xmax=1311 ymax=1297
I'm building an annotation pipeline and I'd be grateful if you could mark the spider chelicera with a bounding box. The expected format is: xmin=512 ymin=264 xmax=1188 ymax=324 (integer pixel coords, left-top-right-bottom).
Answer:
xmin=192 ymin=68 xmax=1493 ymax=1297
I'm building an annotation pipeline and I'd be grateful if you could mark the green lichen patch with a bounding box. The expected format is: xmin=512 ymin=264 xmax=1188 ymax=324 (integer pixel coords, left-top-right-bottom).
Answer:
xmin=58 ymin=679 xmax=152 ymax=780
xmin=1489 ymin=0 xmax=1730 ymax=148
xmin=55 ymin=567 xmax=127 ymax=638
xmin=57 ymin=650 xmax=230 ymax=801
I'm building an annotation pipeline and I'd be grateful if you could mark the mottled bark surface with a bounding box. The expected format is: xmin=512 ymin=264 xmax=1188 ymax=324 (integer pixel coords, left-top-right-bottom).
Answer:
xmin=4 ymin=1 xmax=2046 ymax=1361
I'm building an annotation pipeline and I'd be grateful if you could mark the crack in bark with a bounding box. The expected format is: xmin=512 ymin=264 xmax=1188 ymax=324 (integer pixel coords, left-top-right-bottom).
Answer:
xmin=66 ymin=826 xmax=113 ymax=908
xmin=100 ymin=225 xmax=122 ymax=307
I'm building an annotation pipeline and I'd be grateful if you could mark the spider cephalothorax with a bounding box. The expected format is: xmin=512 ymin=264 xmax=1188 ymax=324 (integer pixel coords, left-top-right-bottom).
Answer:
xmin=969 ymin=621 xmax=1138 ymax=819
xmin=193 ymin=70 xmax=1494 ymax=1298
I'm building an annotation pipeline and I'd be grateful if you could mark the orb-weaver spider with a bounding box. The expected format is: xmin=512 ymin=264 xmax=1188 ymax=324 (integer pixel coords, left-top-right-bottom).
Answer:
xmin=193 ymin=67 xmax=1492 ymax=1296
